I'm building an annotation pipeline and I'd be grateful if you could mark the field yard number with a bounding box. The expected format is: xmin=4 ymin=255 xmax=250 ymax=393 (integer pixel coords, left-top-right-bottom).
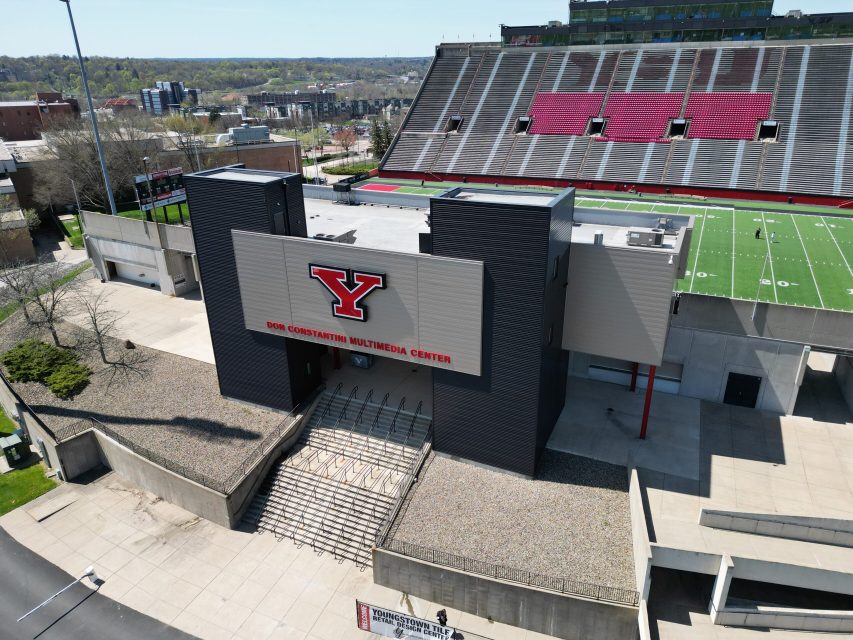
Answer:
xmin=815 ymin=222 xmax=838 ymax=228
xmin=753 ymin=217 xmax=778 ymax=223
xmin=762 ymin=279 xmax=797 ymax=287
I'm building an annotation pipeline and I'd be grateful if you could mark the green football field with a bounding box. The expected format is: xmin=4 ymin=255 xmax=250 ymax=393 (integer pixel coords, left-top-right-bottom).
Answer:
xmin=575 ymin=197 xmax=853 ymax=312
xmin=354 ymin=177 xmax=853 ymax=312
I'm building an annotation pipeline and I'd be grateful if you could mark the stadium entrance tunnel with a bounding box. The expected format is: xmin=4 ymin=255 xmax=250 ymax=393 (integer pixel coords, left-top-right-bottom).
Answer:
xmin=317 ymin=347 xmax=433 ymax=417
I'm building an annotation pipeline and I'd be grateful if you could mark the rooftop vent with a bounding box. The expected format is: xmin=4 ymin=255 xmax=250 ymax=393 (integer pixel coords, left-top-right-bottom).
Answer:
xmin=446 ymin=115 xmax=464 ymax=133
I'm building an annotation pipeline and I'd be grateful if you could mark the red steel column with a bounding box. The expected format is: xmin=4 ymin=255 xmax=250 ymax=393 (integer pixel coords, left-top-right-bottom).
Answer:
xmin=629 ymin=362 xmax=639 ymax=392
xmin=639 ymin=365 xmax=656 ymax=440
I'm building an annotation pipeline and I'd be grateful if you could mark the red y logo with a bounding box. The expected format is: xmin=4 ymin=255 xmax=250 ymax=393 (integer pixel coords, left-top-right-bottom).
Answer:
xmin=309 ymin=264 xmax=386 ymax=322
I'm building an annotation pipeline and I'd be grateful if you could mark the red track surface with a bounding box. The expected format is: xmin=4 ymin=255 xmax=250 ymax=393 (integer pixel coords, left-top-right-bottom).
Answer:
xmin=358 ymin=183 xmax=399 ymax=192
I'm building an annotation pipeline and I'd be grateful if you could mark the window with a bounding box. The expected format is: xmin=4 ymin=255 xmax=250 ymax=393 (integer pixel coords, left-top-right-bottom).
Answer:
xmin=514 ymin=116 xmax=532 ymax=134
xmin=668 ymin=119 xmax=689 ymax=138
xmin=757 ymin=120 xmax=779 ymax=141
xmin=588 ymin=118 xmax=607 ymax=136
xmin=446 ymin=115 xmax=463 ymax=133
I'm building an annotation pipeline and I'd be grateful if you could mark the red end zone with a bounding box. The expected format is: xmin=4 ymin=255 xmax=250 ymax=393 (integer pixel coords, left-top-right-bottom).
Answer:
xmin=357 ymin=183 xmax=400 ymax=192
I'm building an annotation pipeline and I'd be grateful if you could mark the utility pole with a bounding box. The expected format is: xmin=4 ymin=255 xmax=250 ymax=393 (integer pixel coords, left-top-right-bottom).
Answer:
xmin=59 ymin=0 xmax=117 ymax=216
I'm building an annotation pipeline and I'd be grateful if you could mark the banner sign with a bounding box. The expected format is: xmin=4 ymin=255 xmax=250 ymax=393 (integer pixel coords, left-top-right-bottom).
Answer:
xmin=356 ymin=601 xmax=457 ymax=639
xmin=134 ymin=167 xmax=186 ymax=211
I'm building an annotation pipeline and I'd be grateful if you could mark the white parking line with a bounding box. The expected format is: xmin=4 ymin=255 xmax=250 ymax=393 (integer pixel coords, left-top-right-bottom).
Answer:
xmin=731 ymin=210 xmax=736 ymax=298
xmin=689 ymin=209 xmax=708 ymax=291
xmin=790 ymin=214 xmax=825 ymax=309
xmin=820 ymin=216 xmax=853 ymax=279
xmin=760 ymin=211 xmax=778 ymax=304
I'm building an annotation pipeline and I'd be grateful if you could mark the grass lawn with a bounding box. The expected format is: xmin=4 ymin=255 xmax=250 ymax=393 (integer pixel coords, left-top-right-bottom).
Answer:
xmin=0 ymin=406 xmax=18 ymax=436
xmin=119 ymin=203 xmax=189 ymax=224
xmin=0 ymin=463 xmax=56 ymax=516
xmin=60 ymin=216 xmax=84 ymax=248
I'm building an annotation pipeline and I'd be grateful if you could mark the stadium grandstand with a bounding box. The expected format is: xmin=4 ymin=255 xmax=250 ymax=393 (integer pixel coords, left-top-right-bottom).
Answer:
xmin=381 ymin=36 xmax=853 ymax=204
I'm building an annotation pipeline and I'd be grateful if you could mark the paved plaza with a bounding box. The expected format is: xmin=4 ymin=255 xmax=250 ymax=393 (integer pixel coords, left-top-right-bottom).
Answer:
xmin=0 ymin=471 xmax=560 ymax=640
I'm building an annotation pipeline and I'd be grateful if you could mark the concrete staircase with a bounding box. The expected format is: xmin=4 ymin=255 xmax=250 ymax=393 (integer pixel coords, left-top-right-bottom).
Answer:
xmin=244 ymin=387 xmax=432 ymax=566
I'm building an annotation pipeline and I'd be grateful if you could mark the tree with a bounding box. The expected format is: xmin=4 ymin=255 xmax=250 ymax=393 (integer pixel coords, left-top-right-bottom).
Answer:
xmin=370 ymin=119 xmax=393 ymax=159
xmin=162 ymin=113 xmax=204 ymax=173
xmin=0 ymin=259 xmax=82 ymax=347
xmin=72 ymin=289 xmax=150 ymax=386
xmin=33 ymin=111 xmax=162 ymax=213
xmin=333 ymin=127 xmax=357 ymax=159
xmin=208 ymin=107 xmax=220 ymax=125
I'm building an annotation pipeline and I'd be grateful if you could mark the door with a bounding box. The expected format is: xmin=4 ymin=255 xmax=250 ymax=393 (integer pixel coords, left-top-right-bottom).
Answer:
xmin=723 ymin=372 xmax=762 ymax=408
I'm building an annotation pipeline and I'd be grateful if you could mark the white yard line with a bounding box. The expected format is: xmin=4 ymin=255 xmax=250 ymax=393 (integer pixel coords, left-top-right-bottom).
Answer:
xmin=761 ymin=211 xmax=779 ymax=304
xmin=790 ymin=214 xmax=825 ymax=309
xmin=731 ymin=210 xmax=736 ymax=298
xmin=689 ymin=209 xmax=708 ymax=291
xmin=820 ymin=216 xmax=853 ymax=280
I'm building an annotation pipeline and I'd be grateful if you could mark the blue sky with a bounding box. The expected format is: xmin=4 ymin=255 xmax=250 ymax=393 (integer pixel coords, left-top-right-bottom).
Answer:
xmin=3 ymin=0 xmax=851 ymax=58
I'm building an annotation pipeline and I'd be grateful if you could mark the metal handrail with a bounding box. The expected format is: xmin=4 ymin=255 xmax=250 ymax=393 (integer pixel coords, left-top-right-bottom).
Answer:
xmin=373 ymin=422 xmax=433 ymax=548
xmin=382 ymin=398 xmax=406 ymax=454
xmin=389 ymin=398 xmax=406 ymax=434
xmin=346 ymin=389 xmax=374 ymax=447
xmin=330 ymin=386 xmax=358 ymax=442
xmin=403 ymin=401 xmax=424 ymax=449
xmin=320 ymin=382 xmax=343 ymax=421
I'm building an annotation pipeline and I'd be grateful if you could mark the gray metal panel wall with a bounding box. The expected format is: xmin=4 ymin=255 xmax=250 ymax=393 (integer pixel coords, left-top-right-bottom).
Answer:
xmin=537 ymin=191 xmax=574 ymax=453
xmin=430 ymin=195 xmax=566 ymax=476
xmin=563 ymin=244 xmax=677 ymax=366
xmin=185 ymin=171 xmax=306 ymax=411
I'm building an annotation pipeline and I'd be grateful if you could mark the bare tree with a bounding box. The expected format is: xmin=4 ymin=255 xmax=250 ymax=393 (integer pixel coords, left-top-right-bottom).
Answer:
xmin=72 ymin=288 xmax=149 ymax=385
xmin=33 ymin=111 xmax=163 ymax=213
xmin=0 ymin=259 xmax=82 ymax=346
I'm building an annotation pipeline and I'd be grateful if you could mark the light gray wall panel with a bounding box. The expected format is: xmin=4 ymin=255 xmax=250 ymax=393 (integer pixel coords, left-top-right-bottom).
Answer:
xmin=417 ymin=258 xmax=483 ymax=367
xmin=233 ymin=232 xmax=292 ymax=331
xmin=563 ymin=245 xmax=677 ymax=366
xmin=232 ymin=232 xmax=484 ymax=375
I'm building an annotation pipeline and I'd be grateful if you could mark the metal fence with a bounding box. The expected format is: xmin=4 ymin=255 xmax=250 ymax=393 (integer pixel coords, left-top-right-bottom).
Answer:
xmin=381 ymin=539 xmax=640 ymax=607
xmin=52 ymin=388 xmax=323 ymax=495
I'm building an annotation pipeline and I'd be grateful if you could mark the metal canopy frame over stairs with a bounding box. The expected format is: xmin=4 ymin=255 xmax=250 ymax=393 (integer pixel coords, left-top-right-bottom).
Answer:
xmin=243 ymin=385 xmax=432 ymax=567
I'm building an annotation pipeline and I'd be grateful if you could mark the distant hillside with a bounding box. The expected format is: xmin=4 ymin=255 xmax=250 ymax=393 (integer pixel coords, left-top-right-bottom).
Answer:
xmin=0 ymin=56 xmax=432 ymax=102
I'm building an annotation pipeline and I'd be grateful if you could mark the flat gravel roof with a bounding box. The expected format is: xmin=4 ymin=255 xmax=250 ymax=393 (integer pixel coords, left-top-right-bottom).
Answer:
xmin=0 ymin=315 xmax=283 ymax=487
xmin=390 ymin=449 xmax=636 ymax=592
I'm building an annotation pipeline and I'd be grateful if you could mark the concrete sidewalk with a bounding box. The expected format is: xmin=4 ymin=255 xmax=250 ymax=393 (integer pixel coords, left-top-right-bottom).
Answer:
xmin=0 ymin=471 xmax=561 ymax=640
xmin=65 ymin=278 xmax=214 ymax=364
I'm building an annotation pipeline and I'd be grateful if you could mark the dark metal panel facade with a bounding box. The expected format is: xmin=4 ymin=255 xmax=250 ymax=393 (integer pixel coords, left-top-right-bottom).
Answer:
xmin=430 ymin=194 xmax=571 ymax=476
xmin=185 ymin=170 xmax=309 ymax=411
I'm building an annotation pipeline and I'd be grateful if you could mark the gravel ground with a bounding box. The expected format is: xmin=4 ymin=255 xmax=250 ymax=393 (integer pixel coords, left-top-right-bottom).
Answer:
xmin=391 ymin=449 xmax=636 ymax=592
xmin=0 ymin=313 xmax=283 ymax=485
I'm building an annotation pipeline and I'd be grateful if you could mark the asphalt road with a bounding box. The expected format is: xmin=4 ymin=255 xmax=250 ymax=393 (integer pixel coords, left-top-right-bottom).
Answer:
xmin=0 ymin=527 xmax=197 ymax=640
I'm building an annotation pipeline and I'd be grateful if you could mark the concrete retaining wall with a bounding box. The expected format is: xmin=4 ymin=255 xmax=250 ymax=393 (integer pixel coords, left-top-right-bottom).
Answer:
xmin=701 ymin=508 xmax=853 ymax=547
xmin=629 ymin=468 xmax=653 ymax=601
xmin=94 ymin=430 xmax=232 ymax=527
xmin=716 ymin=606 xmax=853 ymax=632
xmin=225 ymin=394 xmax=322 ymax=526
xmin=372 ymin=548 xmax=638 ymax=640
xmin=664 ymin=327 xmax=806 ymax=413
xmin=0 ymin=371 xmax=62 ymax=475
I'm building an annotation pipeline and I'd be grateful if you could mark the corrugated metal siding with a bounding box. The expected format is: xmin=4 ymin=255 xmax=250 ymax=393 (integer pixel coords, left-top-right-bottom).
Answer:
xmin=563 ymin=244 xmax=676 ymax=366
xmin=185 ymin=173 xmax=298 ymax=411
xmin=431 ymin=198 xmax=553 ymax=476
xmin=232 ymin=233 xmax=484 ymax=376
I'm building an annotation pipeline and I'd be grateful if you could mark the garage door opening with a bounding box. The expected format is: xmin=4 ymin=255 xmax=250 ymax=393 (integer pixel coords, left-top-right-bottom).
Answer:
xmin=723 ymin=372 xmax=762 ymax=408
xmin=106 ymin=260 xmax=160 ymax=289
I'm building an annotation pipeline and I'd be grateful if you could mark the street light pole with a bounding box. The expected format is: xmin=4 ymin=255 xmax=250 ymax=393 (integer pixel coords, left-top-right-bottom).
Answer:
xmin=59 ymin=0 xmax=117 ymax=216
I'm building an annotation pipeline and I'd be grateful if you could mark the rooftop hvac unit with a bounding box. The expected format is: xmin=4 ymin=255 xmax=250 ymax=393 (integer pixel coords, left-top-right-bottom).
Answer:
xmin=627 ymin=228 xmax=664 ymax=247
